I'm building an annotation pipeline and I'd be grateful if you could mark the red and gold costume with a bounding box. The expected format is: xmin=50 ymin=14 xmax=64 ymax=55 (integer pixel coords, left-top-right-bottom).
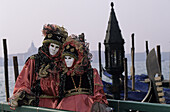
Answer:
xmin=9 ymin=24 xmax=68 ymax=109
xmin=57 ymin=35 xmax=108 ymax=112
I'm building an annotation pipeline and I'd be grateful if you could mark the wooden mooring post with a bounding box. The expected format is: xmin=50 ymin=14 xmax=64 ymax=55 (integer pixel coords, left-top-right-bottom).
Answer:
xmin=156 ymin=45 xmax=162 ymax=73
xmin=13 ymin=56 xmax=19 ymax=81
xmin=124 ymin=58 xmax=128 ymax=100
xmin=131 ymin=33 xmax=135 ymax=91
xmin=169 ymin=57 xmax=170 ymax=88
xmin=146 ymin=41 xmax=149 ymax=56
xmin=98 ymin=42 xmax=102 ymax=78
xmin=3 ymin=39 xmax=9 ymax=102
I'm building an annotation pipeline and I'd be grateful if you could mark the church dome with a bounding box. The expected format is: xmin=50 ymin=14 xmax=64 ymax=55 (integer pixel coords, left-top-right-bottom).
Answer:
xmin=27 ymin=41 xmax=37 ymax=54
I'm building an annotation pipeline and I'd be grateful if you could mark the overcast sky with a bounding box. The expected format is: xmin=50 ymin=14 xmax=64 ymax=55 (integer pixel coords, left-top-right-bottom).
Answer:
xmin=1 ymin=0 xmax=170 ymax=57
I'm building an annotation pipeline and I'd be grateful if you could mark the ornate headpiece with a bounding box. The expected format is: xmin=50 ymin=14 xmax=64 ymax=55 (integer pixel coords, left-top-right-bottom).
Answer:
xmin=42 ymin=24 xmax=68 ymax=46
xmin=62 ymin=44 xmax=78 ymax=60
xmin=61 ymin=34 xmax=92 ymax=76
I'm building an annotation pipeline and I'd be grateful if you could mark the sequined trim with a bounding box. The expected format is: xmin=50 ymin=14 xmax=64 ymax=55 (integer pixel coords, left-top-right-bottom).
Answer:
xmin=65 ymin=88 xmax=91 ymax=97
xmin=43 ymin=40 xmax=61 ymax=46
xmin=39 ymin=95 xmax=58 ymax=99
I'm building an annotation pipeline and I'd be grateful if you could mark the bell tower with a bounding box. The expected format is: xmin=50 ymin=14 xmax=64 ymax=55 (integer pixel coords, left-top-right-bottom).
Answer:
xmin=104 ymin=2 xmax=125 ymax=99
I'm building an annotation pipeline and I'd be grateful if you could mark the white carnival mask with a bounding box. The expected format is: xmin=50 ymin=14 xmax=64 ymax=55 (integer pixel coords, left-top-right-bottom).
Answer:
xmin=64 ymin=56 xmax=75 ymax=68
xmin=49 ymin=43 xmax=60 ymax=56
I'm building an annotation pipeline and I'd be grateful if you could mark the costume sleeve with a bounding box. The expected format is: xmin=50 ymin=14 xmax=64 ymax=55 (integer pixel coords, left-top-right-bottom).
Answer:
xmin=13 ymin=58 xmax=36 ymax=94
xmin=92 ymin=68 xmax=108 ymax=105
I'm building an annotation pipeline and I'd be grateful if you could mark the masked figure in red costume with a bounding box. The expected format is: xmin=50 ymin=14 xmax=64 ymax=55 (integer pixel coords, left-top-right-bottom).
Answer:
xmin=57 ymin=34 xmax=108 ymax=112
xmin=8 ymin=24 xmax=68 ymax=109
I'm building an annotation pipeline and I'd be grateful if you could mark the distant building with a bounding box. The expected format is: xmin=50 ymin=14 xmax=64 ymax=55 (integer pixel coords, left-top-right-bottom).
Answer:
xmin=0 ymin=42 xmax=38 ymax=66
xmin=27 ymin=41 xmax=37 ymax=54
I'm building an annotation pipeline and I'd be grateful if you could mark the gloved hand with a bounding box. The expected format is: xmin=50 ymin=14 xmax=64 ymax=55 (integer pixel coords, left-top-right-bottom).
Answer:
xmin=91 ymin=102 xmax=108 ymax=112
xmin=8 ymin=90 xmax=37 ymax=110
xmin=8 ymin=91 xmax=25 ymax=110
